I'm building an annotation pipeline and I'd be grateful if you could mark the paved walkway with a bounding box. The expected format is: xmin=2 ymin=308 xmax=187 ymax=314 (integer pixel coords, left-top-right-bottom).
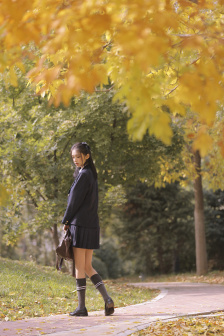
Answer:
xmin=1 ymin=282 xmax=224 ymax=336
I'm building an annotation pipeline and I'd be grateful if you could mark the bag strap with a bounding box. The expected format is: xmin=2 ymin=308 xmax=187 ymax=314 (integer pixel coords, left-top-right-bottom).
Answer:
xmin=56 ymin=254 xmax=76 ymax=277
xmin=72 ymin=259 xmax=75 ymax=277
xmin=56 ymin=254 xmax=64 ymax=271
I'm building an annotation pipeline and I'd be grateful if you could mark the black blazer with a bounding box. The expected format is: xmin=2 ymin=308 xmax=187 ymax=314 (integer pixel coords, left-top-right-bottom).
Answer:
xmin=62 ymin=165 xmax=99 ymax=228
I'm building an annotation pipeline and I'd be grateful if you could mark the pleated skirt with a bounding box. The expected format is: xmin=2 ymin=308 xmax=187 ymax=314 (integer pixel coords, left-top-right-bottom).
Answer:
xmin=70 ymin=225 xmax=100 ymax=249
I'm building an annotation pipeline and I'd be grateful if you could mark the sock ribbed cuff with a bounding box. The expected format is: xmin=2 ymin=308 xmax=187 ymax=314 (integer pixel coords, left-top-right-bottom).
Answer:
xmin=90 ymin=273 xmax=104 ymax=289
xmin=90 ymin=273 xmax=110 ymax=302
xmin=76 ymin=278 xmax=86 ymax=291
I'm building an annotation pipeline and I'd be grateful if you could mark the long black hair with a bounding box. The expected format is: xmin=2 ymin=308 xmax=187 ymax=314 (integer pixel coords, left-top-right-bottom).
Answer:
xmin=71 ymin=142 xmax=97 ymax=180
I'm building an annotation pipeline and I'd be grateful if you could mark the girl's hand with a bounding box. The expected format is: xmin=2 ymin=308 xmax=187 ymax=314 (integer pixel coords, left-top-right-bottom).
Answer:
xmin=63 ymin=224 xmax=69 ymax=231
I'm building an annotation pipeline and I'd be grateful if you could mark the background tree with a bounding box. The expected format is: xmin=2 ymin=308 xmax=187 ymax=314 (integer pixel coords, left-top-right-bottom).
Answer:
xmin=0 ymin=74 xmax=183 ymax=256
xmin=204 ymin=189 xmax=224 ymax=270
xmin=112 ymin=182 xmax=195 ymax=275
xmin=1 ymin=74 xmax=224 ymax=275
xmin=154 ymin=110 xmax=224 ymax=275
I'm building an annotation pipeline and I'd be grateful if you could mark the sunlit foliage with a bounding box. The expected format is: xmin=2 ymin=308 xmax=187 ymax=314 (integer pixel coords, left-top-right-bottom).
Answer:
xmin=0 ymin=0 xmax=224 ymax=154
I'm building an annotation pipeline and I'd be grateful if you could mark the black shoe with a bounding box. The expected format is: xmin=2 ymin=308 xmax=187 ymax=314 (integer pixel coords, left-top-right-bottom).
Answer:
xmin=105 ymin=297 xmax=114 ymax=316
xmin=69 ymin=307 xmax=88 ymax=316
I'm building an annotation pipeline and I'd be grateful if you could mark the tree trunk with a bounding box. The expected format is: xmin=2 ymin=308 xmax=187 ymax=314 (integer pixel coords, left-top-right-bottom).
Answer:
xmin=52 ymin=149 xmax=60 ymax=249
xmin=193 ymin=150 xmax=208 ymax=275
xmin=157 ymin=226 xmax=164 ymax=273
xmin=0 ymin=216 xmax=2 ymax=257
xmin=52 ymin=223 xmax=59 ymax=248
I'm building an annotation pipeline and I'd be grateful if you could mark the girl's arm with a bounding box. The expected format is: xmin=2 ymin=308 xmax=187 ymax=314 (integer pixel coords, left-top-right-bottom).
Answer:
xmin=62 ymin=172 xmax=89 ymax=225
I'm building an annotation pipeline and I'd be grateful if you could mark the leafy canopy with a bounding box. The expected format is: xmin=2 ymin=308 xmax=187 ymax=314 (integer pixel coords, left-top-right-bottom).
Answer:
xmin=0 ymin=71 xmax=182 ymax=244
xmin=0 ymin=0 xmax=224 ymax=154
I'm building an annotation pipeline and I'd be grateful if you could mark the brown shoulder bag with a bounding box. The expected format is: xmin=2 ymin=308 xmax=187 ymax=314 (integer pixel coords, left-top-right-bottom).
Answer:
xmin=56 ymin=229 xmax=75 ymax=277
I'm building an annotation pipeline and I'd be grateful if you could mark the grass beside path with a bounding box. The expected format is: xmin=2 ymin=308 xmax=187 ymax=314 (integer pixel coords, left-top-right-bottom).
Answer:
xmin=131 ymin=314 xmax=224 ymax=336
xmin=0 ymin=257 xmax=159 ymax=321
xmin=124 ymin=271 xmax=224 ymax=285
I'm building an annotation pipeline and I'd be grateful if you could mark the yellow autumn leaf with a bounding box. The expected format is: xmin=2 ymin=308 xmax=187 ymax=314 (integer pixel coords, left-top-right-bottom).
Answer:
xmin=218 ymin=141 xmax=224 ymax=158
xmin=150 ymin=111 xmax=173 ymax=145
xmin=166 ymin=98 xmax=186 ymax=117
xmin=0 ymin=185 xmax=9 ymax=206
xmin=45 ymin=66 xmax=61 ymax=84
xmin=15 ymin=62 xmax=25 ymax=73
xmin=9 ymin=66 xmax=18 ymax=87
xmin=0 ymin=0 xmax=223 ymax=149
xmin=197 ymin=102 xmax=216 ymax=127
xmin=192 ymin=129 xmax=213 ymax=157
xmin=127 ymin=111 xmax=150 ymax=141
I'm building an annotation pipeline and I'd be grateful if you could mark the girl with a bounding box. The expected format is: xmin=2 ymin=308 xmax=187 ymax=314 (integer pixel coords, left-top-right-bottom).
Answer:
xmin=62 ymin=142 xmax=114 ymax=317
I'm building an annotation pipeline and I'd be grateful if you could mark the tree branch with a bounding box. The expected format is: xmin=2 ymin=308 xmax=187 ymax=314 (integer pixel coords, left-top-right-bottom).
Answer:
xmin=165 ymin=85 xmax=178 ymax=97
xmin=60 ymin=130 xmax=76 ymax=158
xmin=17 ymin=168 xmax=47 ymax=201
xmin=103 ymin=41 xmax=112 ymax=50
xmin=18 ymin=175 xmax=38 ymax=208
xmin=95 ymin=84 xmax=114 ymax=93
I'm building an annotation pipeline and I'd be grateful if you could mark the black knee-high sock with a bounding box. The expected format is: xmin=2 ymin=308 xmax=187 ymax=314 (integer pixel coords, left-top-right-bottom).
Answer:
xmin=90 ymin=273 xmax=110 ymax=302
xmin=76 ymin=278 xmax=86 ymax=310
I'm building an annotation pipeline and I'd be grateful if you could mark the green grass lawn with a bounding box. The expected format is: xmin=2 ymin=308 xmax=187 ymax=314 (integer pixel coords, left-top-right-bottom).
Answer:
xmin=131 ymin=315 xmax=224 ymax=336
xmin=0 ymin=257 xmax=159 ymax=321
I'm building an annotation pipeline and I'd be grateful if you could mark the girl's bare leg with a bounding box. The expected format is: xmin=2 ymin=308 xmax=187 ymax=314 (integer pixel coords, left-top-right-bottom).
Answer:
xmin=73 ymin=247 xmax=86 ymax=278
xmin=85 ymin=249 xmax=97 ymax=278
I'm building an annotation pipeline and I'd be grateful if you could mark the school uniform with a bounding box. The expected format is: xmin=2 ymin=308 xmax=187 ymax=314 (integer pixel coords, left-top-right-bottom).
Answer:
xmin=62 ymin=165 xmax=100 ymax=249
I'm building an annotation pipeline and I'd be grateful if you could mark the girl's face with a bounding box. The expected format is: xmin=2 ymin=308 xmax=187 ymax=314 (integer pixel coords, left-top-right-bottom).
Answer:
xmin=71 ymin=149 xmax=89 ymax=168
